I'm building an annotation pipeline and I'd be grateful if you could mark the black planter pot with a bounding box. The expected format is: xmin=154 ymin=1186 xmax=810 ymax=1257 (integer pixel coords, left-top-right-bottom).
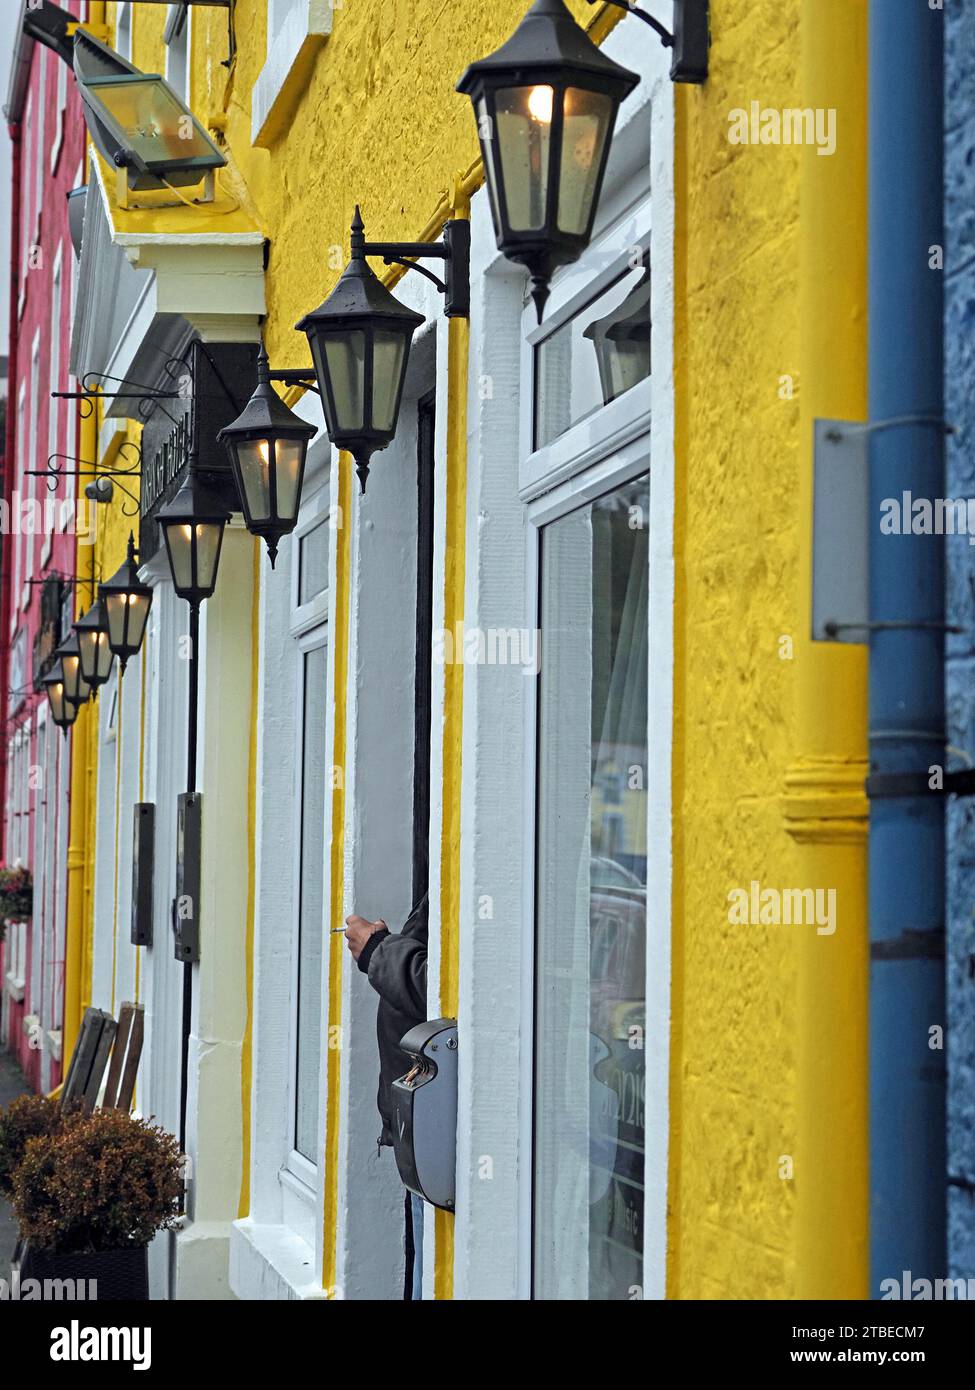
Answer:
xmin=18 ymin=1243 xmax=149 ymax=1300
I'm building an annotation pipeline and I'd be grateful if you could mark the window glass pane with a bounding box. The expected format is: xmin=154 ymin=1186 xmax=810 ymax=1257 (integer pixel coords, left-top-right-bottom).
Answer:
xmin=534 ymin=259 xmax=650 ymax=450
xmin=299 ymin=519 xmax=329 ymax=606
xmin=534 ymin=474 xmax=649 ymax=1301
xmin=295 ymin=641 xmax=327 ymax=1161
xmin=558 ymin=87 xmax=612 ymax=235
xmin=495 ymin=85 xmax=552 ymax=231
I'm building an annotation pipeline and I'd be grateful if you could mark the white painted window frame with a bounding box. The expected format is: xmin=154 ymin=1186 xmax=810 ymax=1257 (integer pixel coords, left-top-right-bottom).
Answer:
xmin=164 ymin=4 xmax=192 ymax=105
xmin=12 ymin=386 xmax=26 ymax=630
xmin=251 ymin=0 xmax=332 ymax=147
xmin=513 ymin=130 xmax=672 ymax=1299
xmin=115 ymin=3 xmax=133 ymax=61
xmin=43 ymin=245 xmax=64 ymax=570
xmin=282 ymin=479 xmax=331 ymax=1238
xmin=33 ymin=49 xmax=47 ymax=246
xmin=24 ymin=332 xmax=42 ymax=610
xmin=284 ymin=618 xmax=328 ymax=1196
xmin=50 ymin=46 xmax=68 ymax=175
xmin=518 ymin=208 xmax=652 ymax=503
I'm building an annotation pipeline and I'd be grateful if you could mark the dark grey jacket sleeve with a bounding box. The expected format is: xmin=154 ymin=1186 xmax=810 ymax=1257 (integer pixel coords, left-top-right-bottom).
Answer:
xmin=363 ymin=931 xmax=428 ymax=1019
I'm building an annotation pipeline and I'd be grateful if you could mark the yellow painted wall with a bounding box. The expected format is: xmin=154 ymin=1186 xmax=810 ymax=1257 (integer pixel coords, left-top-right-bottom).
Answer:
xmin=668 ymin=0 xmax=868 ymax=1298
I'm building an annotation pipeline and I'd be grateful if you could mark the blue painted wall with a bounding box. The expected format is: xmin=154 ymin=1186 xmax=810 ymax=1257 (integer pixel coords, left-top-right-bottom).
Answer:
xmin=945 ymin=0 xmax=975 ymax=1279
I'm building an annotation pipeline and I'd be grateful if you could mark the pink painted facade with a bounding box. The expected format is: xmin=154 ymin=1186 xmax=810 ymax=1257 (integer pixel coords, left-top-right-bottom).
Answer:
xmin=1 ymin=4 xmax=89 ymax=1093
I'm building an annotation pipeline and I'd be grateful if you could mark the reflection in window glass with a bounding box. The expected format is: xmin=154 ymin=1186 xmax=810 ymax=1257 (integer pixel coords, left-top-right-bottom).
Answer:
xmin=534 ymin=475 xmax=649 ymax=1300
xmin=535 ymin=259 xmax=650 ymax=450
xmin=295 ymin=640 xmax=327 ymax=1162
xmin=299 ymin=519 xmax=329 ymax=607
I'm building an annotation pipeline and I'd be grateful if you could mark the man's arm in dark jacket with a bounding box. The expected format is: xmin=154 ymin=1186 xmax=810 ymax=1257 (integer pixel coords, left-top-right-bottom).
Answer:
xmin=356 ymin=894 xmax=428 ymax=1020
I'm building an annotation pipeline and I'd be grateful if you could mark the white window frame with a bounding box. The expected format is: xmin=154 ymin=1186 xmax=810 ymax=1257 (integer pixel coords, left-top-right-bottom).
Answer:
xmin=164 ymin=4 xmax=191 ymax=104
xmin=115 ymin=3 xmax=133 ymax=60
xmin=518 ymin=203 xmax=652 ymax=503
xmin=33 ymin=49 xmax=47 ymax=245
xmin=19 ymin=93 xmax=32 ymax=316
xmin=282 ymin=483 xmax=331 ymax=1238
xmin=12 ymin=385 xmax=26 ymax=626
xmin=251 ymin=0 xmax=332 ymax=148
xmin=284 ymin=621 xmax=328 ymax=1197
xmin=515 ymin=174 xmax=671 ymax=1300
xmin=24 ymin=333 xmax=42 ymax=609
xmin=51 ymin=47 xmax=68 ymax=174
xmin=44 ymin=246 xmax=64 ymax=570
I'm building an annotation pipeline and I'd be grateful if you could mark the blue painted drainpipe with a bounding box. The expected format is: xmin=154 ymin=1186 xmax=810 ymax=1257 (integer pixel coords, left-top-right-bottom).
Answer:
xmin=868 ymin=0 xmax=946 ymax=1293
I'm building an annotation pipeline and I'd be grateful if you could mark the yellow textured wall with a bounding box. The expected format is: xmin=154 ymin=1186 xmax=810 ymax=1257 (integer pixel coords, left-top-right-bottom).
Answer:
xmin=669 ymin=0 xmax=867 ymax=1299
xmin=182 ymin=1 xmax=609 ymax=366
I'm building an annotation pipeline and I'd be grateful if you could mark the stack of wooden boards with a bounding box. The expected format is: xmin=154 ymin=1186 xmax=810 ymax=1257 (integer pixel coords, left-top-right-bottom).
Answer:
xmin=61 ymin=1002 xmax=145 ymax=1111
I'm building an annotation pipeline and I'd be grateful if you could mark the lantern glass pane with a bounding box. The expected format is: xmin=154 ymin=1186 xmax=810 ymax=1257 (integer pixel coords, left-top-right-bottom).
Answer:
xmin=557 ymin=88 xmax=613 ymax=236
xmin=166 ymin=524 xmax=195 ymax=593
xmin=48 ymin=680 xmax=67 ymax=724
xmin=105 ymin=592 xmax=130 ymax=648
xmin=477 ymin=97 xmax=504 ymax=235
xmin=319 ymin=330 xmax=366 ymax=432
xmin=274 ymin=438 xmax=305 ymax=523
xmin=81 ymin=628 xmax=114 ymax=683
xmin=192 ymin=522 xmax=223 ymax=592
xmin=78 ymin=628 xmax=99 ymax=681
xmin=62 ymin=654 xmax=89 ymax=704
xmin=98 ymin=631 xmax=115 ymax=681
xmin=127 ymin=594 xmax=151 ymax=649
xmin=371 ymin=330 xmax=408 ymax=433
xmin=495 ymin=85 xmax=552 ymax=231
xmin=236 ymin=439 xmax=273 ymax=522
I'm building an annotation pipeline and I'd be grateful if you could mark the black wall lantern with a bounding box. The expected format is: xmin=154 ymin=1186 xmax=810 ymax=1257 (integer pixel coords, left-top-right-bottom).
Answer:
xmin=56 ymin=632 xmax=92 ymax=707
xmin=297 ymin=207 xmax=469 ymax=493
xmin=458 ymin=0 xmax=708 ymax=320
xmin=457 ymin=0 xmax=638 ymax=321
xmin=157 ymin=448 xmax=231 ymax=607
xmin=99 ymin=533 xmax=153 ymax=673
xmin=43 ymin=662 xmax=79 ymax=733
xmin=216 ymin=345 xmax=317 ymax=567
xmin=74 ymin=598 xmax=116 ymax=691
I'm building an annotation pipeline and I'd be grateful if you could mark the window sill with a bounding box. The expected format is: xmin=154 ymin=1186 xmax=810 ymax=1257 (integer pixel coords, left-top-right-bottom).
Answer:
xmin=4 ymin=972 xmax=25 ymax=1002
xmin=251 ymin=1 xmax=332 ymax=149
xmin=230 ymin=1217 xmax=327 ymax=1301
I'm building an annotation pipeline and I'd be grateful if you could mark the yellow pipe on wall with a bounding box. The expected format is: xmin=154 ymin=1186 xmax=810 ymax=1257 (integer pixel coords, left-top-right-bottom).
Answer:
xmin=62 ymin=388 xmax=96 ymax=1067
xmin=433 ymin=305 xmax=471 ymax=1304
xmin=321 ymin=452 xmax=353 ymax=1298
xmin=789 ymin=0 xmax=870 ymax=1299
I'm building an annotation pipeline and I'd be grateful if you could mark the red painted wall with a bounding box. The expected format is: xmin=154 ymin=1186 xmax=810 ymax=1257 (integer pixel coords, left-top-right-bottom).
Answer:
xmin=2 ymin=9 xmax=88 ymax=1093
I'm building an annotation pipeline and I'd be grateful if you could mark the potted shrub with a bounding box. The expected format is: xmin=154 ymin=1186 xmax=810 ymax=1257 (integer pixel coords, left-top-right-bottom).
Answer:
xmin=11 ymin=1107 xmax=183 ymax=1301
xmin=0 ymin=1093 xmax=63 ymax=1199
xmin=0 ymin=863 xmax=32 ymax=944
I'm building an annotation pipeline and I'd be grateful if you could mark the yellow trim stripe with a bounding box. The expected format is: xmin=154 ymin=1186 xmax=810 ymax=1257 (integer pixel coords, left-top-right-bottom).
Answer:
xmin=322 ymin=452 xmax=353 ymax=1296
xmin=666 ymin=84 xmax=690 ymax=1300
xmin=433 ymin=309 xmax=470 ymax=1302
xmin=109 ymin=671 xmax=123 ymax=1014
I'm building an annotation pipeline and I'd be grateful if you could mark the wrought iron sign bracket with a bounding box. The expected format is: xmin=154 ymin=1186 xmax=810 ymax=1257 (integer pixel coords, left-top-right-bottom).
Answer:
xmin=268 ymin=369 xmax=322 ymax=398
xmin=588 ymin=0 xmax=710 ymax=83
xmin=362 ymin=219 xmax=471 ymax=319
